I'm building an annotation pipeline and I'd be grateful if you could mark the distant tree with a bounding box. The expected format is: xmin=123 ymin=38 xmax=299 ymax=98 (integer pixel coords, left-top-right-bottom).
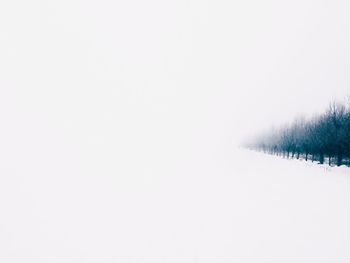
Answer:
xmin=246 ymin=97 xmax=350 ymax=167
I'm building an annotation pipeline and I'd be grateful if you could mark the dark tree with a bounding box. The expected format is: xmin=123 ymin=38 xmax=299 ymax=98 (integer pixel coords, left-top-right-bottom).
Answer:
xmin=246 ymin=98 xmax=350 ymax=167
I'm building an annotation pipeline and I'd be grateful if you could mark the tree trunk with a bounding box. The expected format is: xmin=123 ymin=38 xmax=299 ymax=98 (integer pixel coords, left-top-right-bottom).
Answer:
xmin=319 ymin=153 xmax=324 ymax=164
xmin=305 ymin=153 xmax=308 ymax=161
xmin=337 ymin=154 xmax=342 ymax=166
xmin=328 ymin=156 xmax=332 ymax=166
xmin=296 ymin=152 xmax=300 ymax=159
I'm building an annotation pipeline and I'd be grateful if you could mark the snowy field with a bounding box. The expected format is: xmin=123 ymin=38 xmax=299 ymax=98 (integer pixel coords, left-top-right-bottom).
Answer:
xmin=1 ymin=146 xmax=350 ymax=263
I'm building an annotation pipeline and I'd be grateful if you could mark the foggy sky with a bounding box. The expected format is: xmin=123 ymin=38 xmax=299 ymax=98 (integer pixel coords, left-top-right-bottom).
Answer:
xmin=1 ymin=0 xmax=350 ymax=163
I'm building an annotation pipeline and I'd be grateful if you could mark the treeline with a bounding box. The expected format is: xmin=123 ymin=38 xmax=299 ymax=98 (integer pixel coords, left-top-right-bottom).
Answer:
xmin=246 ymin=99 xmax=350 ymax=166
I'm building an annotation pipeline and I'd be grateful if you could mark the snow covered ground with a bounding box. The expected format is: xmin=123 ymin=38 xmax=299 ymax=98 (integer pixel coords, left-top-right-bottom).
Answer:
xmin=1 ymin=145 xmax=350 ymax=263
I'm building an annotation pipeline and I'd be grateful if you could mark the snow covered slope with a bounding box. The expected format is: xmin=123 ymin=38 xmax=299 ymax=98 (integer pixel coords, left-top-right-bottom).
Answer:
xmin=1 ymin=147 xmax=350 ymax=263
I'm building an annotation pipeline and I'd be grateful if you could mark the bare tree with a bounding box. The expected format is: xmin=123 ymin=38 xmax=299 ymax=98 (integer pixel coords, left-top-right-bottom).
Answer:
xmin=246 ymin=97 xmax=350 ymax=167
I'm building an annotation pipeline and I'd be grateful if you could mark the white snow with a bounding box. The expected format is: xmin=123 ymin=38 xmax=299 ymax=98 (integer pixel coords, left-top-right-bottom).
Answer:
xmin=1 ymin=146 xmax=350 ymax=263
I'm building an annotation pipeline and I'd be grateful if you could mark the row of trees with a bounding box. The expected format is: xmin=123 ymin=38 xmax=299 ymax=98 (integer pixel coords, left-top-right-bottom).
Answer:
xmin=246 ymin=99 xmax=350 ymax=166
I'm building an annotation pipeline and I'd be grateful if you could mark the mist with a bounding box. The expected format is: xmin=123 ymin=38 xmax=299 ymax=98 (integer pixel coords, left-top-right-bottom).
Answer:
xmin=1 ymin=0 xmax=350 ymax=262
xmin=2 ymin=0 xmax=350 ymax=148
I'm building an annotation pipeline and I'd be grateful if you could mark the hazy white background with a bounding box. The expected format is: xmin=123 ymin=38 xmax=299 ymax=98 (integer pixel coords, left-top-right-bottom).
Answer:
xmin=1 ymin=0 xmax=350 ymax=262
xmin=2 ymin=0 xmax=350 ymax=146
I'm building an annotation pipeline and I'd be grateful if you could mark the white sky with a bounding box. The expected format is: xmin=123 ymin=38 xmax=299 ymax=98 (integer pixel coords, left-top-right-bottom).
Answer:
xmin=1 ymin=0 xmax=350 ymax=164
